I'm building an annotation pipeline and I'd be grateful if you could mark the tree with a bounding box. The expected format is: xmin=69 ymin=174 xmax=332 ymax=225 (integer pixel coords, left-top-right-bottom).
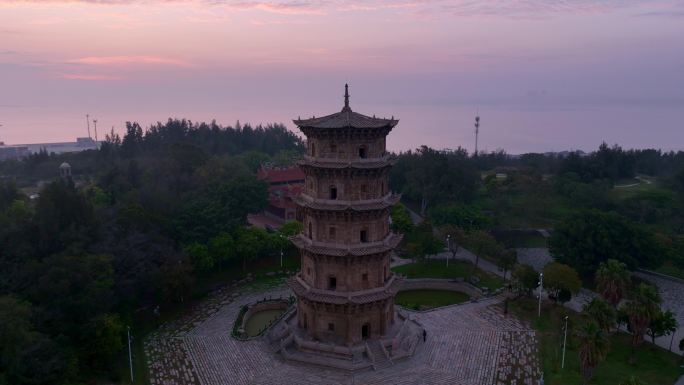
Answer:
xmin=175 ymin=176 xmax=268 ymax=243
xmin=184 ymin=242 xmax=214 ymax=273
xmin=390 ymin=203 xmax=414 ymax=234
xmin=512 ymin=264 xmax=538 ymax=296
xmin=279 ymin=220 xmax=304 ymax=237
xmin=647 ymin=309 xmax=678 ymax=346
xmin=390 ymin=146 xmax=478 ymax=214
xmin=550 ymin=210 xmax=664 ymax=278
xmin=83 ymin=313 xmax=124 ymax=370
xmin=576 ymin=321 xmax=610 ymax=385
xmin=429 ymin=203 xmax=490 ymax=231
xmin=497 ymin=249 xmax=517 ymax=281
xmin=583 ymin=298 xmax=616 ymax=333
xmin=456 ymin=230 xmax=503 ymax=276
xmin=405 ymin=221 xmax=443 ymax=262
xmin=0 ymin=179 xmax=22 ymax=212
xmin=208 ymin=232 xmax=235 ymax=271
xmin=542 ymin=262 xmax=581 ymax=302
xmin=27 ymin=254 xmax=115 ymax=339
xmin=33 ymin=180 xmax=96 ymax=256
xmin=0 ymin=295 xmax=37 ymax=384
xmin=595 ymin=259 xmax=631 ymax=308
xmin=0 ymin=296 xmax=76 ymax=385
xmin=235 ymin=227 xmax=269 ymax=271
xmin=622 ymin=283 xmax=661 ymax=363
xmin=160 ymin=259 xmax=194 ymax=303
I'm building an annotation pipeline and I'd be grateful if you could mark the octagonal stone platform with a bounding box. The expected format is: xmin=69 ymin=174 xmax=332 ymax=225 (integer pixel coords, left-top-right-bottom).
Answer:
xmin=145 ymin=284 xmax=541 ymax=385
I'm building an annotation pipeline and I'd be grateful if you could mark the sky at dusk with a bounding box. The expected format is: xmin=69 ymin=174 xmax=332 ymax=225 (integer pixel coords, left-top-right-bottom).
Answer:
xmin=1 ymin=0 xmax=683 ymax=154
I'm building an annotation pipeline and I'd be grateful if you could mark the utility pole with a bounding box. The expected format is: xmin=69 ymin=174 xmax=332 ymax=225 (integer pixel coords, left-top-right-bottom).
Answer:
xmin=474 ymin=111 xmax=480 ymax=156
xmin=127 ymin=326 xmax=134 ymax=383
xmin=279 ymin=234 xmax=284 ymax=268
xmin=86 ymin=114 xmax=91 ymax=139
xmin=561 ymin=315 xmax=569 ymax=369
xmin=537 ymin=272 xmax=544 ymax=318
xmin=93 ymin=119 xmax=98 ymax=142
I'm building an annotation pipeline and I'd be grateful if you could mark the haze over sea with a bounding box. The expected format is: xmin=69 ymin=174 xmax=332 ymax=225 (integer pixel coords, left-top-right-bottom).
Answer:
xmin=1 ymin=0 xmax=683 ymax=153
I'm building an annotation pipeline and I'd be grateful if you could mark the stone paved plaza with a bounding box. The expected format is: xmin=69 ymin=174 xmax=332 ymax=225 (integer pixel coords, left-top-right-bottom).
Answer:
xmin=145 ymin=281 xmax=541 ymax=385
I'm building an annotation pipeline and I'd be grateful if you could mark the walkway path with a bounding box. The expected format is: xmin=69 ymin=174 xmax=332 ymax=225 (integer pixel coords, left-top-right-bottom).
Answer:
xmin=427 ymin=247 xmax=506 ymax=278
xmin=634 ymin=271 xmax=684 ymax=352
xmin=146 ymin=284 xmax=542 ymax=385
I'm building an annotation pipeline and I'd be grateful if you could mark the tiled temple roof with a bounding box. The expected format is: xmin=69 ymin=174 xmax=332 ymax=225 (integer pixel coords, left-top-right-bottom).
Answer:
xmin=294 ymin=194 xmax=400 ymax=212
xmin=288 ymin=275 xmax=403 ymax=305
xmin=293 ymin=84 xmax=397 ymax=130
xmin=290 ymin=233 xmax=403 ymax=257
xmin=294 ymin=110 xmax=397 ymax=130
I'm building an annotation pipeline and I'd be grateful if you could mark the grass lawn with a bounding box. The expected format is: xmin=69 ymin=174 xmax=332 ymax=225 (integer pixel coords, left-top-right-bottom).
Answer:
xmin=395 ymin=289 xmax=470 ymax=310
xmin=507 ymin=298 xmax=684 ymax=385
xmin=392 ymin=260 xmax=504 ymax=291
xmin=611 ymin=177 xmax=660 ymax=200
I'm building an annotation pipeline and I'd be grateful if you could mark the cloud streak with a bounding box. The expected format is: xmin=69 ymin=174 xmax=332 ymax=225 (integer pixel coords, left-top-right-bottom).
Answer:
xmin=2 ymin=0 xmax=677 ymax=18
xmin=59 ymin=73 xmax=123 ymax=80
xmin=68 ymin=55 xmax=193 ymax=67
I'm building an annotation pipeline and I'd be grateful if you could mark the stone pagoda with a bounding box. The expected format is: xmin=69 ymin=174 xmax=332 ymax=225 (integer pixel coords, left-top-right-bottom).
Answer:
xmin=269 ymin=86 xmax=422 ymax=370
xmin=289 ymin=84 xmax=403 ymax=344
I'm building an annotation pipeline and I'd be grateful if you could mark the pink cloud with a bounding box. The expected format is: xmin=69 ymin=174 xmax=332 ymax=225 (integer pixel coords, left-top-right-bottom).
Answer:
xmin=59 ymin=73 xmax=123 ymax=80
xmin=228 ymin=1 xmax=326 ymax=15
xmin=68 ymin=55 xmax=192 ymax=67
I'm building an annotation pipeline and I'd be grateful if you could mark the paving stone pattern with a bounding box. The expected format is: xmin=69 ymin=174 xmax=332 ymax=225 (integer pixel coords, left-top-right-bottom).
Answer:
xmin=146 ymin=284 xmax=541 ymax=385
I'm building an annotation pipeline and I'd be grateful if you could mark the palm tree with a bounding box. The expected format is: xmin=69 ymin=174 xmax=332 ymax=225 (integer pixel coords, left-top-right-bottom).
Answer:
xmin=621 ymin=283 xmax=661 ymax=363
xmin=583 ymin=298 xmax=616 ymax=333
xmin=576 ymin=321 xmax=610 ymax=385
xmin=595 ymin=259 xmax=630 ymax=308
xmin=620 ymin=376 xmax=644 ymax=385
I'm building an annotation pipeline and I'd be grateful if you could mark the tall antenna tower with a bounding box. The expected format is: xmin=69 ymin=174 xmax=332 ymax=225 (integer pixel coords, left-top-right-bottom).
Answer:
xmin=93 ymin=119 xmax=98 ymax=142
xmin=86 ymin=114 xmax=91 ymax=139
xmin=474 ymin=110 xmax=480 ymax=156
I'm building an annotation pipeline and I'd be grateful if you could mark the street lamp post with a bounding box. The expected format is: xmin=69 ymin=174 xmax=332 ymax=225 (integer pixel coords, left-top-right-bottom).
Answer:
xmin=127 ymin=326 xmax=133 ymax=383
xmin=561 ymin=315 xmax=569 ymax=369
xmin=446 ymin=234 xmax=451 ymax=268
xmin=538 ymin=272 xmax=544 ymax=318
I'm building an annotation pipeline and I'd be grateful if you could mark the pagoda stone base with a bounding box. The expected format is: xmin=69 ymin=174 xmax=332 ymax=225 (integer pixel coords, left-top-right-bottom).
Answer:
xmin=267 ymin=308 xmax=424 ymax=372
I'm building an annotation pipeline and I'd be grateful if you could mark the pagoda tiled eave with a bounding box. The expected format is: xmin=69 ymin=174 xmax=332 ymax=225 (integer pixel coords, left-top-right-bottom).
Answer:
xmin=290 ymin=233 xmax=403 ymax=257
xmin=294 ymin=193 xmax=400 ymax=212
xmin=298 ymin=155 xmax=396 ymax=170
xmin=289 ymin=274 xmax=403 ymax=305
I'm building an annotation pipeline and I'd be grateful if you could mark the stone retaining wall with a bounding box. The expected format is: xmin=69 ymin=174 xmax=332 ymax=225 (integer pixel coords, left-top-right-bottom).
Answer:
xmin=399 ymin=278 xmax=483 ymax=298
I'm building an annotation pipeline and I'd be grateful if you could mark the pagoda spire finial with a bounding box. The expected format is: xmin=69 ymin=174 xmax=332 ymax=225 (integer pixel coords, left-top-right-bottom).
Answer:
xmin=343 ymin=83 xmax=350 ymax=111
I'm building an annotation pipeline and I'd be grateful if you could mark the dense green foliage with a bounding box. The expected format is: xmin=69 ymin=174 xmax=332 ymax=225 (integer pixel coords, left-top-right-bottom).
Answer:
xmin=2 ymin=125 xmax=684 ymax=384
xmin=0 ymin=119 xmax=303 ymax=384
xmin=542 ymin=262 xmax=582 ymax=301
xmin=550 ymin=210 xmax=664 ymax=278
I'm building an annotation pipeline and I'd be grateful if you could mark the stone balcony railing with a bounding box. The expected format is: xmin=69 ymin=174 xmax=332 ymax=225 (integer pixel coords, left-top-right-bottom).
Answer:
xmin=290 ymin=232 xmax=403 ymax=257
xmin=298 ymin=154 xmax=395 ymax=169
xmin=294 ymin=193 xmax=400 ymax=211
xmin=288 ymin=274 xmax=402 ymax=305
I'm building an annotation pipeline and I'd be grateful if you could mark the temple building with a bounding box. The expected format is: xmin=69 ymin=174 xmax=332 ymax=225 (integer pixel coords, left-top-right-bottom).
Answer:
xmin=289 ymin=84 xmax=403 ymax=346
xmin=269 ymin=86 xmax=422 ymax=370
